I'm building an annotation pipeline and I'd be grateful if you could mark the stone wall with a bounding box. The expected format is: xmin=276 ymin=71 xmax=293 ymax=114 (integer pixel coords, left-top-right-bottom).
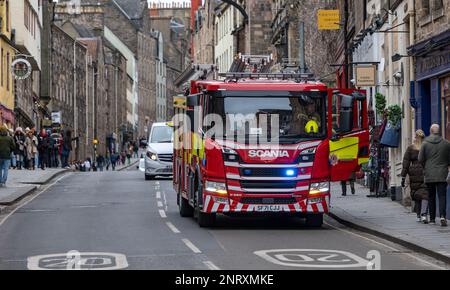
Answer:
xmin=416 ymin=0 xmax=449 ymax=43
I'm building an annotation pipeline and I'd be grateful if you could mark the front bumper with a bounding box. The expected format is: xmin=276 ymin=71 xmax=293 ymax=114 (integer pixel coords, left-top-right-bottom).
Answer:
xmin=145 ymin=158 xmax=173 ymax=176
xmin=202 ymin=194 xmax=330 ymax=214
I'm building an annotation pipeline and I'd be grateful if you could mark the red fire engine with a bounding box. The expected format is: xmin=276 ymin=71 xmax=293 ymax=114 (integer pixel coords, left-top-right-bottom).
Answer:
xmin=173 ymin=61 xmax=369 ymax=228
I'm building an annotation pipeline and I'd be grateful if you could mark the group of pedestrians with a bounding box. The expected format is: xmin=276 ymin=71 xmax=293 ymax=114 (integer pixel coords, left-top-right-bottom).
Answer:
xmin=401 ymin=124 xmax=450 ymax=227
xmin=0 ymin=125 xmax=75 ymax=187
xmin=9 ymin=127 xmax=74 ymax=171
xmin=73 ymin=141 xmax=139 ymax=173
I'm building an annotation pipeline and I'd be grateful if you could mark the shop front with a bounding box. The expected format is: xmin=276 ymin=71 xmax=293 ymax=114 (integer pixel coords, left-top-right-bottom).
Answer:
xmin=409 ymin=29 xmax=450 ymax=217
xmin=0 ymin=104 xmax=15 ymax=129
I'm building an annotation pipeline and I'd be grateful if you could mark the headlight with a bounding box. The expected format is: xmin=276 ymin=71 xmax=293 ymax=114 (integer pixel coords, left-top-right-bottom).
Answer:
xmin=299 ymin=147 xmax=316 ymax=162
xmin=300 ymin=147 xmax=316 ymax=155
xmin=309 ymin=182 xmax=329 ymax=195
xmin=222 ymin=147 xmax=239 ymax=162
xmin=146 ymin=151 xmax=158 ymax=161
xmin=205 ymin=181 xmax=228 ymax=195
xmin=222 ymin=147 xmax=238 ymax=154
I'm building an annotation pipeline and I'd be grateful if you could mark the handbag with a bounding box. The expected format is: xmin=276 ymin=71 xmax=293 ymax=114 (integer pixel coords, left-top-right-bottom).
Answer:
xmin=380 ymin=122 xmax=401 ymax=148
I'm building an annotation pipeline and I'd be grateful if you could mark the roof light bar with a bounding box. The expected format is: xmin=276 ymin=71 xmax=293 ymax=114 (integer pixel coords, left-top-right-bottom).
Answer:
xmin=218 ymin=72 xmax=316 ymax=81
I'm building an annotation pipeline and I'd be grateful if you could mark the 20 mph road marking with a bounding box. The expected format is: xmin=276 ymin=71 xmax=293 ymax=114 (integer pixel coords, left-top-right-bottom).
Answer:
xmin=182 ymin=239 xmax=202 ymax=254
xmin=157 ymin=201 xmax=163 ymax=208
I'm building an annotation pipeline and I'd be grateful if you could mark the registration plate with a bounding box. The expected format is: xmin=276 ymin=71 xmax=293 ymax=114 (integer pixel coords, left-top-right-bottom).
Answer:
xmin=254 ymin=205 xmax=283 ymax=212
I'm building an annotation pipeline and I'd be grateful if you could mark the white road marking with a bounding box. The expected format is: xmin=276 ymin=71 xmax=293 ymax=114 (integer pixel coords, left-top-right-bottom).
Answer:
xmin=254 ymin=249 xmax=372 ymax=269
xmin=157 ymin=201 xmax=163 ymax=208
xmin=166 ymin=222 xmax=180 ymax=234
xmin=0 ymin=174 xmax=69 ymax=228
xmin=158 ymin=209 xmax=167 ymax=218
xmin=203 ymin=261 xmax=220 ymax=270
xmin=182 ymin=239 xmax=202 ymax=254
xmin=156 ymin=192 xmax=161 ymax=199
xmin=27 ymin=252 xmax=128 ymax=270
xmin=324 ymin=221 xmax=446 ymax=270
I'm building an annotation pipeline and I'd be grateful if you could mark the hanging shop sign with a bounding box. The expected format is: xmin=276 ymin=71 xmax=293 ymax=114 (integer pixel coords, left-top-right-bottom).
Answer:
xmin=52 ymin=111 xmax=62 ymax=124
xmin=318 ymin=10 xmax=340 ymax=30
xmin=11 ymin=58 xmax=32 ymax=80
xmin=356 ymin=65 xmax=377 ymax=87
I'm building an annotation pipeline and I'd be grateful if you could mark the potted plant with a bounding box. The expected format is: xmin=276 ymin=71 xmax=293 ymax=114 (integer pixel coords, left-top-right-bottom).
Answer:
xmin=380 ymin=104 xmax=402 ymax=148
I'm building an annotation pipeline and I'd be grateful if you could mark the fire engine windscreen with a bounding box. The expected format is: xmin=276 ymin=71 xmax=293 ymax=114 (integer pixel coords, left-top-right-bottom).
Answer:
xmin=208 ymin=91 xmax=326 ymax=144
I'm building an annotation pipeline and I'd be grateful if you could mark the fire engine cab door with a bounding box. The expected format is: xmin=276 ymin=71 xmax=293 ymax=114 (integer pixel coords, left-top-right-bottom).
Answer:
xmin=328 ymin=89 xmax=365 ymax=182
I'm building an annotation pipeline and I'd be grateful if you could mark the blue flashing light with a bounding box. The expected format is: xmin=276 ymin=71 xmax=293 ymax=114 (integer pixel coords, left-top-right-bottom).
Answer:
xmin=285 ymin=169 xmax=296 ymax=176
xmin=243 ymin=169 xmax=252 ymax=175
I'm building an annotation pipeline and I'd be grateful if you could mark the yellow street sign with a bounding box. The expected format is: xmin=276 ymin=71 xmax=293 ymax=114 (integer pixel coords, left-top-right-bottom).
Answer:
xmin=318 ymin=10 xmax=340 ymax=30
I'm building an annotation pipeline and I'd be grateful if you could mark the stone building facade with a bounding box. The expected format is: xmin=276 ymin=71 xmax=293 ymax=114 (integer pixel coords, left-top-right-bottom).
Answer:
xmin=271 ymin=0 xmax=338 ymax=82
xmin=50 ymin=24 xmax=90 ymax=161
xmin=149 ymin=1 xmax=191 ymax=121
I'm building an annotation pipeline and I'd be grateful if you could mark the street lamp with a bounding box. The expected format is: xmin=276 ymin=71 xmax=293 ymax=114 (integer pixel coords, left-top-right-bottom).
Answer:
xmin=391 ymin=53 xmax=410 ymax=62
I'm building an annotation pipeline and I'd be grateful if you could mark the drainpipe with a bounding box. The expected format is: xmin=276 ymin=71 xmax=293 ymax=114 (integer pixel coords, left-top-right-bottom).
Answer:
xmin=73 ymin=40 xmax=78 ymax=158
xmin=387 ymin=9 xmax=399 ymax=200
xmin=409 ymin=0 xmax=416 ymax=131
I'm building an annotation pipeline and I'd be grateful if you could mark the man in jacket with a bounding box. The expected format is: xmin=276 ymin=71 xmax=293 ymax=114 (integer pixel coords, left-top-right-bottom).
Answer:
xmin=0 ymin=126 xmax=16 ymax=187
xmin=419 ymin=124 xmax=450 ymax=226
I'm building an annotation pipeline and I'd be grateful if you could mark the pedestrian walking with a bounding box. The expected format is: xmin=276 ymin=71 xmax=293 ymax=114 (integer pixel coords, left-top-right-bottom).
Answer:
xmin=127 ymin=145 xmax=132 ymax=165
xmin=110 ymin=151 xmax=118 ymax=171
xmin=133 ymin=141 xmax=139 ymax=158
xmin=401 ymin=129 xmax=429 ymax=223
xmin=61 ymin=130 xmax=75 ymax=169
xmin=97 ymin=154 xmax=105 ymax=172
xmin=341 ymin=174 xmax=355 ymax=196
xmin=84 ymin=158 xmax=91 ymax=172
xmin=13 ymin=127 xmax=25 ymax=170
xmin=105 ymin=153 xmax=111 ymax=171
xmin=418 ymin=124 xmax=450 ymax=227
xmin=0 ymin=126 xmax=15 ymax=187
xmin=25 ymin=129 xmax=38 ymax=170
xmin=8 ymin=129 xmax=16 ymax=169
xmin=50 ymin=129 xmax=61 ymax=168
xmin=37 ymin=129 xmax=50 ymax=170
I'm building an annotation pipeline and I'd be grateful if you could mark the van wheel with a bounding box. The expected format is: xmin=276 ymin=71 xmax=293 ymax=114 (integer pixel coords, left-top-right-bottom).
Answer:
xmin=179 ymin=193 xmax=193 ymax=217
xmin=305 ymin=214 xmax=323 ymax=228
xmin=145 ymin=175 xmax=154 ymax=181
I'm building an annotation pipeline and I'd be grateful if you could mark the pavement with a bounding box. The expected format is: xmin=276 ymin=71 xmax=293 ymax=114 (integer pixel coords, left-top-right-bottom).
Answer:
xmin=329 ymin=182 xmax=450 ymax=264
xmin=0 ymin=157 xmax=139 ymax=209
xmin=0 ymin=168 xmax=447 ymax=270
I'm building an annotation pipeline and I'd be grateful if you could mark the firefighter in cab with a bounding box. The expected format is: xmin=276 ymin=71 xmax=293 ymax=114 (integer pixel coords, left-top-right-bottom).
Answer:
xmin=298 ymin=94 xmax=321 ymax=134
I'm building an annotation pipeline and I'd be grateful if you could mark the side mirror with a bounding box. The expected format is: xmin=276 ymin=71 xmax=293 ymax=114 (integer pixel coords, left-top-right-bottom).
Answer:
xmin=187 ymin=94 xmax=200 ymax=107
xmin=331 ymin=133 xmax=341 ymax=142
xmin=339 ymin=94 xmax=353 ymax=133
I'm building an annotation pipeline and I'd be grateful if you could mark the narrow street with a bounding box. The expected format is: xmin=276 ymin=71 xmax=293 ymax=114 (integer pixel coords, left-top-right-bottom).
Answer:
xmin=0 ymin=169 xmax=446 ymax=270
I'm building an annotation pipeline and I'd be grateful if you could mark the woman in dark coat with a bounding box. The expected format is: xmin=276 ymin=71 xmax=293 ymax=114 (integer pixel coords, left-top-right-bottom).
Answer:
xmin=401 ymin=129 xmax=429 ymax=223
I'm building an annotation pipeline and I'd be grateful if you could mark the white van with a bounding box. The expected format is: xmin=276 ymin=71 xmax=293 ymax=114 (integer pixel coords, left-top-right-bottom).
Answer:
xmin=144 ymin=122 xmax=173 ymax=180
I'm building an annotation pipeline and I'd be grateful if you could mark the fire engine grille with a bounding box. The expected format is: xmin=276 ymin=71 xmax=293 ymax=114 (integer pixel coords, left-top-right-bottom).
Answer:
xmin=240 ymin=181 xmax=297 ymax=190
xmin=240 ymin=197 xmax=297 ymax=204
xmin=158 ymin=154 xmax=173 ymax=163
xmin=239 ymin=167 xmax=298 ymax=177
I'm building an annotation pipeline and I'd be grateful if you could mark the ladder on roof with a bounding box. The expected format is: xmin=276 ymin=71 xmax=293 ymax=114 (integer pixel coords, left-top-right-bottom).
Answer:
xmin=229 ymin=54 xmax=274 ymax=73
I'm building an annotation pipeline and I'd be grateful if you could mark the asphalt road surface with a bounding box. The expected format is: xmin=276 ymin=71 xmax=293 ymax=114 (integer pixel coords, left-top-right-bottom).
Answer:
xmin=0 ymin=169 xmax=448 ymax=270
